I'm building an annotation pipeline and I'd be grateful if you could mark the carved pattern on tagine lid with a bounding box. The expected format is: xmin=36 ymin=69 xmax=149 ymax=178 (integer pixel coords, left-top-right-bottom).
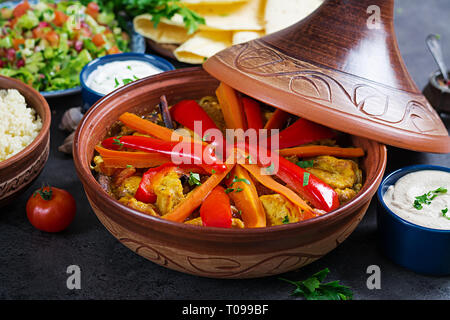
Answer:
xmin=204 ymin=40 xmax=450 ymax=152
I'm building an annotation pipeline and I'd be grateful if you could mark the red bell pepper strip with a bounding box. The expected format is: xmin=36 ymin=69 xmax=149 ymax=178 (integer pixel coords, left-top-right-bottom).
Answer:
xmin=236 ymin=142 xmax=340 ymax=212
xmin=241 ymin=97 xmax=263 ymax=130
xmin=275 ymin=156 xmax=340 ymax=212
xmin=200 ymin=186 xmax=232 ymax=228
xmin=101 ymin=135 xmax=226 ymax=174
xmin=269 ymin=118 xmax=336 ymax=150
xmin=135 ymin=163 xmax=210 ymax=204
xmin=170 ymin=100 xmax=221 ymax=144
xmin=135 ymin=163 xmax=175 ymax=203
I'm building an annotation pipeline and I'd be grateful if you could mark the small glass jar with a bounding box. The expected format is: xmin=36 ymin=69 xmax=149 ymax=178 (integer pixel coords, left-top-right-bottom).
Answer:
xmin=423 ymin=70 xmax=450 ymax=114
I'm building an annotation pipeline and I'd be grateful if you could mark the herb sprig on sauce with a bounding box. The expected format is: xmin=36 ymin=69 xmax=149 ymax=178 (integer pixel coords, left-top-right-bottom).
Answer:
xmin=413 ymin=187 xmax=447 ymax=210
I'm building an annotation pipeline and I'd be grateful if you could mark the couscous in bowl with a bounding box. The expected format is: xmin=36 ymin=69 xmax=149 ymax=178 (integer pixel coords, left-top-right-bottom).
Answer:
xmin=0 ymin=76 xmax=51 ymax=207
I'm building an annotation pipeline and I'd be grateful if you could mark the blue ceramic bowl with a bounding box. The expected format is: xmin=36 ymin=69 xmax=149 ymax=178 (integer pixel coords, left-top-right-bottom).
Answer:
xmin=376 ymin=164 xmax=450 ymax=276
xmin=80 ymin=53 xmax=175 ymax=111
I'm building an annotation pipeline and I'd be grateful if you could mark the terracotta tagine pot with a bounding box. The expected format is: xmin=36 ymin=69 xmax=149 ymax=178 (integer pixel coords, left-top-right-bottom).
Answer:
xmin=73 ymin=0 xmax=448 ymax=279
xmin=204 ymin=0 xmax=450 ymax=153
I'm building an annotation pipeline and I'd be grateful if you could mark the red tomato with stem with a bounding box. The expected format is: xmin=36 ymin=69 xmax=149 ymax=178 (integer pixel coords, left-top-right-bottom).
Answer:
xmin=26 ymin=186 xmax=76 ymax=233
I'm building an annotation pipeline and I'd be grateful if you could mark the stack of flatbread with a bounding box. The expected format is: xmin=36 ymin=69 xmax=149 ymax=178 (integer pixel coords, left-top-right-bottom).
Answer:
xmin=133 ymin=0 xmax=323 ymax=64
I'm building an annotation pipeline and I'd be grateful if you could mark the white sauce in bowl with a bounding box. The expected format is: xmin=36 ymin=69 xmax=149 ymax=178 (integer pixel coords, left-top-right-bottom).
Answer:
xmin=383 ymin=170 xmax=450 ymax=230
xmin=86 ymin=60 xmax=163 ymax=95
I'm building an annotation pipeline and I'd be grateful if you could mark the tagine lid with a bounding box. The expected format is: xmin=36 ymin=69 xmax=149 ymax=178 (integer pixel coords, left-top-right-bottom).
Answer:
xmin=203 ymin=0 xmax=450 ymax=153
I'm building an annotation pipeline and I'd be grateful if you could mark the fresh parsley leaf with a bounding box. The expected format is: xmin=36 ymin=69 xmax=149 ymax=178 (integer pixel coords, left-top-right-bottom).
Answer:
xmin=265 ymin=162 xmax=275 ymax=174
xmin=296 ymin=160 xmax=314 ymax=168
xmin=188 ymin=172 xmax=201 ymax=186
xmin=211 ymin=169 xmax=216 ymax=174
xmin=122 ymin=78 xmax=134 ymax=85
xmin=112 ymin=136 xmax=123 ymax=147
xmin=235 ymin=187 xmax=243 ymax=192
xmin=114 ymin=77 xmax=120 ymax=88
xmin=230 ymin=176 xmax=251 ymax=186
xmin=442 ymin=207 xmax=449 ymax=219
xmin=225 ymin=188 xmax=234 ymax=194
xmin=88 ymin=0 xmax=206 ymax=34
xmin=413 ymin=187 xmax=447 ymax=210
xmin=280 ymin=268 xmax=353 ymax=300
xmin=303 ymin=172 xmax=310 ymax=187
xmin=282 ymin=215 xmax=290 ymax=224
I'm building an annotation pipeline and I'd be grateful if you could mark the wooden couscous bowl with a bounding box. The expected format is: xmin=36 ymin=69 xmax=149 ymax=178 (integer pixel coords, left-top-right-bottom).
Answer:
xmin=0 ymin=76 xmax=51 ymax=207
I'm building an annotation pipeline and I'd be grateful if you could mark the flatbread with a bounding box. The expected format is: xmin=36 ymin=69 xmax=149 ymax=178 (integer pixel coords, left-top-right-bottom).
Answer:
xmin=232 ymin=30 xmax=263 ymax=45
xmin=264 ymin=0 xmax=323 ymax=34
xmin=162 ymin=0 xmax=266 ymax=31
xmin=133 ymin=14 xmax=190 ymax=44
xmin=182 ymin=0 xmax=248 ymax=4
xmin=174 ymin=31 xmax=232 ymax=64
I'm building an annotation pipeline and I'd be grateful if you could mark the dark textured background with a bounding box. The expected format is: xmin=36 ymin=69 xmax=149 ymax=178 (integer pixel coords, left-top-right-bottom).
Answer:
xmin=1 ymin=0 xmax=449 ymax=300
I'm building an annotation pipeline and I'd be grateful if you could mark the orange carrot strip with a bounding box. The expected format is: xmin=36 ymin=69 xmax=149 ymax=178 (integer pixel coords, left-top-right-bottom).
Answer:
xmin=216 ymin=82 xmax=247 ymax=130
xmin=278 ymin=146 xmax=365 ymax=158
xmin=264 ymin=109 xmax=289 ymax=130
xmin=225 ymin=165 xmax=266 ymax=228
xmin=119 ymin=112 xmax=183 ymax=142
xmin=162 ymin=164 xmax=235 ymax=223
xmin=102 ymin=157 xmax=168 ymax=168
xmin=95 ymin=145 xmax=169 ymax=168
xmin=240 ymin=164 xmax=314 ymax=215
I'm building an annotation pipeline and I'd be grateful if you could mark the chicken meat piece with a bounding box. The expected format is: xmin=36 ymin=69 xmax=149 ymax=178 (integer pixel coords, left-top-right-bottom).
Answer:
xmin=184 ymin=217 xmax=245 ymax=228
xmin=259 ymin=194 xmax=300 ymax=226
xmin=115 ymin=175 xmax=142 ymax=198
xmin=119 ymin=196 xmax=159 ymax=217
xmin=306 ymin=156 xmax=359 ymax=190
xmin=305 ymin=155 xmax=362 ymax=203
xmin=153 ymin=170 xmax=185 ymax=215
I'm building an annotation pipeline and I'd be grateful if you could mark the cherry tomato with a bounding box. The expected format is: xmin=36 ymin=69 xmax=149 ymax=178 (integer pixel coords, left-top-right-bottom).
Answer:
xmin=12 ymin=0 xmax=30 ymax=18
xmin=86 ymin=2 xmax=99 ymax=19
xmin=200 ymin=186 xmax=232 ymax=228
xmin=45 ymin=31 xmax=59 ymax=47
xmin=92 ymin=33 xmax=105 ymax=47
xmin=26 ymin=186 xmax=76 ymax=233
xmin=53 ymin=10 xmax=68 ymax=27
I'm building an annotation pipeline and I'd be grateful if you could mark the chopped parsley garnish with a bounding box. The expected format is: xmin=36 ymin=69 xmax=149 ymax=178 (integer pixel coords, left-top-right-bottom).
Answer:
xmin=265 ymin=162 xmax=275 ymax=174
xmin=235 ymin=187 xmax=243 ymax=193
xmin=303 ymin=172 xmax=310 ymax=187
xmin=442 ymin=208 xmax=449 ymax=220
xmin=133 ymin=75 xmax=139 ymax=80
xmin=112 ymin=136 xmax=123 ymax=147
xmin=127 ymin=65 xmax=132 ymax=70
xmin=126 ymin=164 xmax=133 ymax=168
xmin=122 ymin=78 xmax=134 ymax=85
xmin=413 ymin=187 xmax=447 ymax=210
xmin=202 ymin=133 xmax=210 ymax=142
xmin=114 ymin=77 xmax=120 ymax=88
xmin=188 ymin=172 xmax=201 ymax=186
xmin=297 ymin=160 xmax=314 ymax=168
xmin=230 ymin=176 xmax=251 ymax=186
xmin=282 ymin=215 xmax=290 ymax=224
xmin=211 ymin=169 xmax=216 ymax=174
xmin=280 ymin=268 xmax=353 ymax=300
xmin=225 ymin=188 xmax=235 ymax=194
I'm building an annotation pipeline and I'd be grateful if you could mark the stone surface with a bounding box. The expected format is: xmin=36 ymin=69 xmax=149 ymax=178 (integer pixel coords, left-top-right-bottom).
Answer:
xmin=0 ymin=0 xmax=449 ymax=300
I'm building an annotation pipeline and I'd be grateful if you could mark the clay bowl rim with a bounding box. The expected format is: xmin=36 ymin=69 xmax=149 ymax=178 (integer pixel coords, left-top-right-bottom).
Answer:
xmin=73 ymin=67 xmax=387 ymax=236
xmin=0 ymin=75 xmax=51 ymax=170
